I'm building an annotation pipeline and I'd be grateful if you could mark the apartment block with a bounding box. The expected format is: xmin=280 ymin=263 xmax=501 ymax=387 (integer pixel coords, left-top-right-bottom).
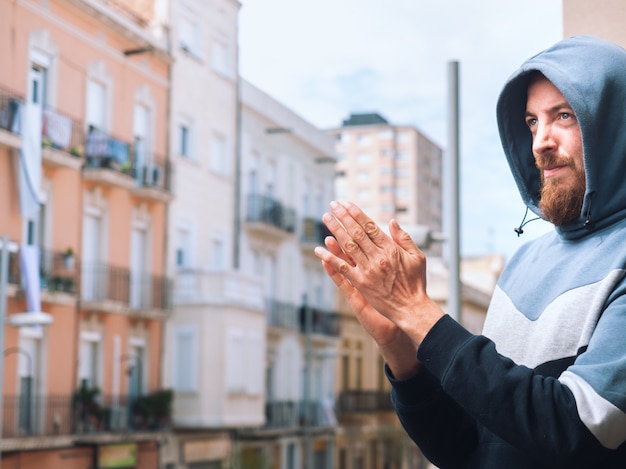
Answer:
xmin=161 ymin=0 xmax=266 ymax=466
xmin=327 ymin=112 xmax=443 ymax=255
xmin=235 ymin=79 xmax=339 ymax=468
xmin=0 ymin=0 xmax=172 ymax=467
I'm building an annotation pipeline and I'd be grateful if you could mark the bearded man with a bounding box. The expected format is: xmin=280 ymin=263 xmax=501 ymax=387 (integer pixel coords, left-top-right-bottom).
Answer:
xmin=315 ymin=35 xmax=626 ymax=468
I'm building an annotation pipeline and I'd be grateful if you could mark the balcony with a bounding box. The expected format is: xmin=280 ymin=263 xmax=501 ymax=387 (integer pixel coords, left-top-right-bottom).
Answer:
xmin=173 ymin=268 xmax=263 ymax=310
xmin=41 ymin=106 xmax=85 ymax=170
xmin=83 ymin=127 xmax=172 ymax=202
xmin=3 ymin=247 xmax=79 ymax=304
xmin=1 ymin=391 xmax=171 ymax=444
xmin=245 ymin=194 xmax=296 ymax=237
xmin=81 ymin=262 xmax=172 ymax=318
xmin=301 ymin=217 xmax=332 ymax=252
xmin=336 ymin=391 xmax=393 ymax=414
xmin=0 ymin=86 xmax=24 ymax=149
xmin=299 ymin=306 xmax=341 ymax=337
xmin=264 ymin=399 xmax=337 ymax=429
xmin=266 ymin=298 xmax=299 ymax=330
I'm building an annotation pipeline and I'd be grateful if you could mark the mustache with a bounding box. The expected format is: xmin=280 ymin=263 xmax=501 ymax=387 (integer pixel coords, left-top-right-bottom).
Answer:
xmin=535 ymin=152 xmax=571 ymax=170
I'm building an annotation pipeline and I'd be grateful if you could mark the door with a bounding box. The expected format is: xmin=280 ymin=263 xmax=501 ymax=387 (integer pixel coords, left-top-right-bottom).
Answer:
xmin=130 ymin=227 xmax=147 ymax=309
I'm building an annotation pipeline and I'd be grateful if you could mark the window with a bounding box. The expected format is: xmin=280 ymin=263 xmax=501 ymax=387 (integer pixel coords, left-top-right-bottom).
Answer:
xmin=174 ymin=326 xmax=197 ymax=392
xmin=356 ymin=171 xmax=370 ymax=183
xmin=179 ymin=124 xmax=190 ymax=158
xmin=357 ymin=134 xmax=371 ymax=145
xmin=210 ymin=133 xmax=228 ymax=175
xmin=78 ymin=331 xmax=101 ymax=388
xmin=176 ymin=226 xmax=192 ymax=267
xmin=356 ymin=152 xmax=371 ymax=164
xmin=86 ymin=79 xmax=106 ymax=130
xmin=212 ymin=40 xmax=232 ymax=77
xmin=179 ymin=16 xmax=199 ymax=56
xmin=226 ymin=329 xmax=263 ymax=394
xmin=209 ymin=235 xmax=226 ymax=270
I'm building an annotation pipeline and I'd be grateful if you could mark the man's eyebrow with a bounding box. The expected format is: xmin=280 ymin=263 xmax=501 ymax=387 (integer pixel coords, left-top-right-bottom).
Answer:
xmin=525 ymin=101 xmax=573 ymax=117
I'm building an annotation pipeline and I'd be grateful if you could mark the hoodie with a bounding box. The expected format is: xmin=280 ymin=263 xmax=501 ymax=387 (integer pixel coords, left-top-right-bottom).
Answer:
xmin=388 ymin=36 xmax=626 ymax=468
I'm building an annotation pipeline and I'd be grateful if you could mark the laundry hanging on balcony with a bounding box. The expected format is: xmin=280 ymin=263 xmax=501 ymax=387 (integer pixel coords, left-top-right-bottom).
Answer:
xmin=20 ymin=243 xmax=42 ymax=315
xmin=15 ymin=98 xmax=42 ymax=219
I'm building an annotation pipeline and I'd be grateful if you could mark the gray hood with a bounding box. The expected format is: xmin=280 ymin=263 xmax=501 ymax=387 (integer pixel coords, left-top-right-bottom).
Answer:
xmin=496 ymin=35 xmax=626 ymax=240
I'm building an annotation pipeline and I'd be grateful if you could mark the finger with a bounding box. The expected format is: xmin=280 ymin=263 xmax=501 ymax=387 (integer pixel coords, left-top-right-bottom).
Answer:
xmin=389 ymin=219 xmax=423 ymax=255
xmin=325 ymin=236 xmax=356 ymax=267
xmin=322 ymin=210 xmax=369 ymax=264
xmin=314 ymin=245 xmax=353 ymax=277
xmin=343 ymin=201 xmax=390 ymax=248
xmin=320 ymin=260 xmax=369 ymax=311
xmin=328 ymin=201 xmax=378 ymax=260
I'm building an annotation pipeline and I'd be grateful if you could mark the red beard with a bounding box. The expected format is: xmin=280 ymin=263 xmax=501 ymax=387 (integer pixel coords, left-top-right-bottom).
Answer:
xmin=536 ymin=154 xmax=586 ymax=226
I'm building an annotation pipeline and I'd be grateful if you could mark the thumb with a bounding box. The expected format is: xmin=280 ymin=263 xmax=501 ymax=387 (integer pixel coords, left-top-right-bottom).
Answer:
xmin=389 ymin=219 xmax=421 ymax=254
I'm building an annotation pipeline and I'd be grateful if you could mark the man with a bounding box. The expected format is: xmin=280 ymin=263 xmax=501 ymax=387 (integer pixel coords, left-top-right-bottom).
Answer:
xmin=315 ymin=35 xmax=626 ymax=467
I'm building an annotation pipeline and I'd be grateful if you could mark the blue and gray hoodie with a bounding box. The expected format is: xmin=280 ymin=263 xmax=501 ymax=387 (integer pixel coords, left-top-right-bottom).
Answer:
xmin=389 ymin=36 xmax=626 ymax=468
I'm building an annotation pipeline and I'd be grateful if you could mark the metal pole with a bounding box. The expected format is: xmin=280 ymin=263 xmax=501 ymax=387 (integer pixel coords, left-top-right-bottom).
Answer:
xmin=303 ymin=303 xmax=313 ymax=469
xmin=0 ymin=234 xmax=10 ymax=468
xmin=447 ymin=61 xmax=461 ymax=323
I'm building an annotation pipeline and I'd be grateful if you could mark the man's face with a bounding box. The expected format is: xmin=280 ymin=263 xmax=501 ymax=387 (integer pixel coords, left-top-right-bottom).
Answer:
xmin=525 ymin=74 xmax=585 ymax=226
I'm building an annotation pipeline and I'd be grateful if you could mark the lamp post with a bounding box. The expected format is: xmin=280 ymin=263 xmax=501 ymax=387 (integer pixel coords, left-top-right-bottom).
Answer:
xmin=0 ymin=235 xmax=54 ymax=469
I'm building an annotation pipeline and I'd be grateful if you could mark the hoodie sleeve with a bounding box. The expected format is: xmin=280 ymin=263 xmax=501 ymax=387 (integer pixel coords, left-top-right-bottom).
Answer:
xmin=398 ymin=314 xmax=622 ymax=468
xmin=387 ymin=361 xmax=478 ymax=468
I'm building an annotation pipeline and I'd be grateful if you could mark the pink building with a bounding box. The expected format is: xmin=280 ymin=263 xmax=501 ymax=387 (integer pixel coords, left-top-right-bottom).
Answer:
xmin=0 ymin=0 xmax=172 ymax=467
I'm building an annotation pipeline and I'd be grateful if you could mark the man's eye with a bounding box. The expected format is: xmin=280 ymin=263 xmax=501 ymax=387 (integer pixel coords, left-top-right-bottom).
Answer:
xmin=526 ymin=118 xmax=537 ymax=127
xmin=561 ymin=112 xmax=571 ymax=120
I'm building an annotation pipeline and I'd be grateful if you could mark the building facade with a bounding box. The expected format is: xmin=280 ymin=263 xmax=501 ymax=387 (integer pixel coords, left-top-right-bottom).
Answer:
xmin=0 ymin=0 xmax=173 ymax=467
xmin=235 ymin=78 xmax=339 ymax=469
xmin=327 ymin=112 xmax=443 ymax=255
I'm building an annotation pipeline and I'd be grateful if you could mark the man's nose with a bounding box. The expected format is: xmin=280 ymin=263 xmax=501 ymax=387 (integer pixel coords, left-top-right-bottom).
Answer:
xmin=532 ymin=123 xmax=556 ymax=155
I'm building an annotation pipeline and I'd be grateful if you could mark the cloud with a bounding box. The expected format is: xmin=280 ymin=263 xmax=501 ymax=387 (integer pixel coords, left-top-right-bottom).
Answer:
xmin=239 ymin=0 xmax=563 ymax=259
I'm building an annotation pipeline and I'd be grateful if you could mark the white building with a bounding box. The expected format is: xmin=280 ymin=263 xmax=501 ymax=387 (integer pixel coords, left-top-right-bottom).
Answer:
xmin=162 ymin=0 xmax=266 ymax=466
xmin=236 ymin=78 xmax=339 ymax=468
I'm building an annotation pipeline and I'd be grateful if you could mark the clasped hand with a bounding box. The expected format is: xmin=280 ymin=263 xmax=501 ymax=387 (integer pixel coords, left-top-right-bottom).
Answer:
xmin=314 ymin=201 xmax=444 ymax=346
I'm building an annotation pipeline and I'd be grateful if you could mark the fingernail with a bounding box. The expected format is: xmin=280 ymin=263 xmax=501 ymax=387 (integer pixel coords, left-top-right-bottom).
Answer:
xmin=330 ymin=200 xmax=339 ymax=210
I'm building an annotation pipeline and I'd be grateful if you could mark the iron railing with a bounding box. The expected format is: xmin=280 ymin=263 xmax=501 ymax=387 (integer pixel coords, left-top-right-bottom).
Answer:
xmin=81 ymin=261 xmax=172 ymax=311
xmin=0 ymin=86 xmax=24 ymax=135
xmin=265 ymin=399 xmax=337 ymax=428
xmin=42 ymin=106 xmax=84 ymax=156
xmin=1 ymin=392 xmax=171 ymax=438
xmin=246 ymin=194 xmax=296 ymax=233
xmin=336 ymin=390 xmax=393 ymax=413
xmin=266 ymin=299 xmax=299 ymax=330
xmin=84 ymin=126 xmax=171 ymax=193
xmin=301 ymin=217 xmax=332 ymax=244
xmin=299 ymin=306 xmax=341 ymax=337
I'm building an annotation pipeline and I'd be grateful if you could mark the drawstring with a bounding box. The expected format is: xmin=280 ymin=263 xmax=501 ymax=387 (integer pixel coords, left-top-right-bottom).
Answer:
xmin=584 ymin=197 xmax=593 ymax=229
xmin=514 ymin=207 xmax=540 ymax=237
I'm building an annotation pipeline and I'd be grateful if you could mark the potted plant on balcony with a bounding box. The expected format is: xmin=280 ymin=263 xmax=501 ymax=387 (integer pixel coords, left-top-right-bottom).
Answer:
xmin=73 ymin=382 xmax=103 ymax=432
xmin=63 ymin=247 xmax=75 ymax=270
xmin=70 ymin=145 xmax=83 ymax=158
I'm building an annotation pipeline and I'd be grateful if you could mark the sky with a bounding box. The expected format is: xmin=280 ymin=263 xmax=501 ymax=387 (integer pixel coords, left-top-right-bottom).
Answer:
xmin=238 ymin=0 xmax=563 ymax=261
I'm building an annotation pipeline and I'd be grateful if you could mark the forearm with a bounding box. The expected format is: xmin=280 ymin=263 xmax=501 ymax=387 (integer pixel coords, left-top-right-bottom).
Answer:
xmin=421 ymin=316 xmax=611 ymax=467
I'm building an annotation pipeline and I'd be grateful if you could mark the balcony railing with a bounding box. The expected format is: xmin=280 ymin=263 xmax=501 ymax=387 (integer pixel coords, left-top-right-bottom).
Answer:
xmin=4 ymin=247 xmax=79 ymax=295
xmin=81 ymin=261 xmax=172 ymax=312
xmin=265 ymin=399 xmax=337 ymax=429
xmin=246 ymin=194 xmax=296 ymax=233
xmin=0 ymin=86 xmax=24 ymax=136
xmin=174 ymin=268 xmax=263 ymax=309
xmin=84 ymin=127 xmax=132 ymax=173
xmin=299 ymin=306 xmax=341 ymax=337
xmin=42 ymin=106 xmax=84 ymax=157
xmin=301 ymin=217 xmax=332 ymax=245
xmin=266 ymin=299 xmax=299 ymax=330
xmin=84 ymin=127 xmax=171 ymax=193
xmin=336 ymin=390 xmax=393 ymax=413
xmin=1 ymin=392 xmax=171 ymax=438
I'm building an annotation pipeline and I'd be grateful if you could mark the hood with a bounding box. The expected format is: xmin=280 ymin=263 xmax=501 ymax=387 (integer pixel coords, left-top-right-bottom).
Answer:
xmin=496 ymin=35 xmax=626 ymax=240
